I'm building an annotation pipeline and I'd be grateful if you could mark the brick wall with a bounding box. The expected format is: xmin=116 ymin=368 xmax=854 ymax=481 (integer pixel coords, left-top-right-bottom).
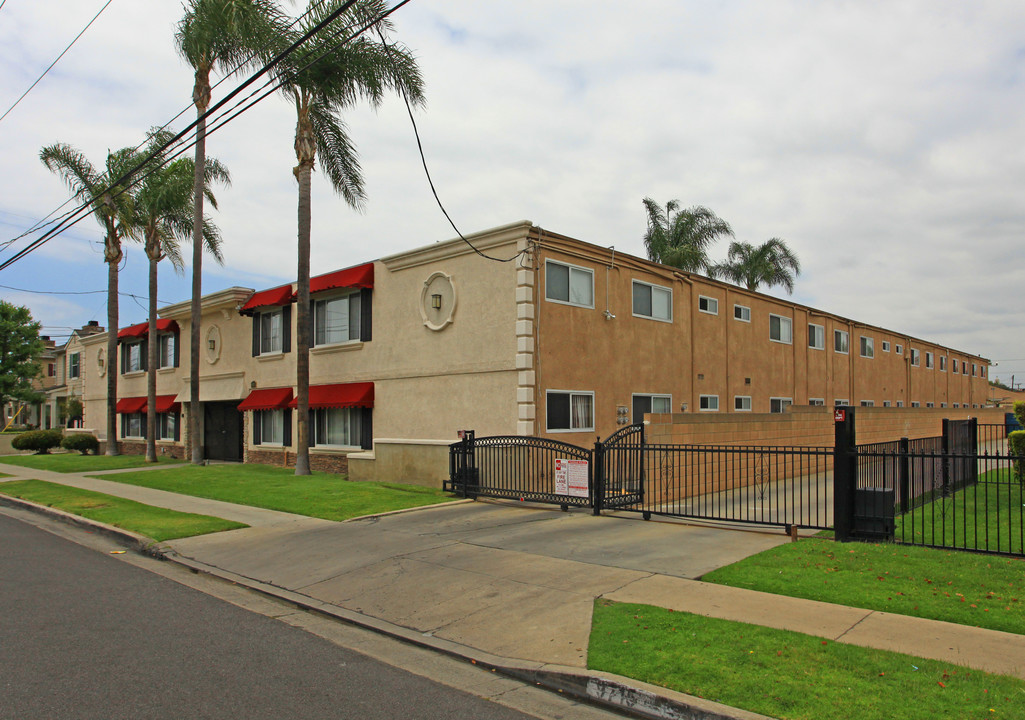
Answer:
xmin=646 ymin=405 xmax=1009 ymax=447
xmin=246 ymin=447 xmax=350 ymax=474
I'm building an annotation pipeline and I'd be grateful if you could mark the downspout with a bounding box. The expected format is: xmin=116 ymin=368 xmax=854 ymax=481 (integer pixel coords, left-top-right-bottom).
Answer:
xmin=674 ymin=272 xmax=695 ymax=413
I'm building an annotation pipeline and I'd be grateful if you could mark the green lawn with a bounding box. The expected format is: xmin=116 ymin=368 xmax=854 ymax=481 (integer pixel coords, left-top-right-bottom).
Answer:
xmin=0 ymin=453 xmax=182 ymax=473
xmin=589 ymin=600 xmax=1025 ymax=720
xmin=89 ymin=463 xmax=455 ymax=521
xmin=896 ymin=468 xmax=1023 ymax=554
xmin=0 ymin=479 xmax=247 ymax=541
xmin=702 ymin=537 xmax=1025 ymax=634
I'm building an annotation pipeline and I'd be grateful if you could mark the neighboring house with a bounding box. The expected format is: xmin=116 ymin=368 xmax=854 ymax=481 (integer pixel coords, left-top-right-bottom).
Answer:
xmin=988 ymin=384 xmax=1025 ymax=408
xmin=75 ymin=221 xmax=991 ymax=485
xmin=44 ymin=321 xmax=106 ymax=430
xmin=3 ymin=336 xmax=57 ymax=429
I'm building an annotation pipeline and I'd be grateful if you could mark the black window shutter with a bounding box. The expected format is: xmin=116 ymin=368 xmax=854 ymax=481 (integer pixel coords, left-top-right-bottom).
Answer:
xmin=282 ymin=305 xmax=292 ymax=353
xmin=283 ymin=409 xmax=292 ymax=446
xmin=309 ymin=409 xmax=317 ymax=447
xmin=173 ymin=413 xmax=181 ymax=442
xmin=252 ymin=315 xmax=261 ymax=357
xmin=141 ymin=414 xmax=147 ymax=439
xmin=120 ymin=414 xmax=126 ymax=439
xmin=360 ymin=407 xmax=373 ymax=450
xmin=120 ymin=344 xmax=127 ymax=374
xmin=253 ymin=411 xmax=262 ymax=445
xmin=141 ymin=339 xmax=148 ymax=371
xmin=360 ymin=289 xmax=372 ymax=342
xmin=173 ymin=330 xmax=180 ymax=367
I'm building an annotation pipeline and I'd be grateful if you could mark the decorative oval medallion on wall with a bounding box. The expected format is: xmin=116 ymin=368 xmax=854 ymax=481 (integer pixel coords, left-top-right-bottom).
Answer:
xmin=96 ymin=348 xmax=106 ymax=377
xmin=419 ymin=271 xmax=456 ymax=331
xmin=206 ymin=324 xmax=222 ymax=364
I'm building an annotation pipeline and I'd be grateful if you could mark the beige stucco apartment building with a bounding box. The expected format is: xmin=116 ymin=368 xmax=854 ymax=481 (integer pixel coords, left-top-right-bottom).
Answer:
xmin=71 ymin=221 xmax=991 ymax=485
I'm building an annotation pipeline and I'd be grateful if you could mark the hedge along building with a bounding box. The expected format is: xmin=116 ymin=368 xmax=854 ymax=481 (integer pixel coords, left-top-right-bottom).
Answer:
xmin=93 ymin=221 xmax=989 ymax=485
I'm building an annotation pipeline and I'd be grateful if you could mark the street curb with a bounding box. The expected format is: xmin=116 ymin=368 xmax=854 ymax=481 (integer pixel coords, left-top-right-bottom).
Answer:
xmin=4 ymin=496 xmax=773 ymax=720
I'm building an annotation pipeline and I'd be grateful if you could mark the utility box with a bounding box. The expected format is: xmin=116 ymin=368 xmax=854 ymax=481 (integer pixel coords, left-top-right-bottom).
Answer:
xmin=853 ymin=487 xmax=895 ymax=540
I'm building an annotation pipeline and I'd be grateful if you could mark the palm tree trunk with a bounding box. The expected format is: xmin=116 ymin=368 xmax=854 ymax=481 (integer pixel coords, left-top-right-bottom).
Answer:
xmin=145 ymin=247 xmax=158 ymax=463
xmin=294 ymin=159 xmax=312 ymax=476
xmin=189 ymin=78 xmax=209 ymax=466
xmin=105 ymin=255 xmax=119 ymax=456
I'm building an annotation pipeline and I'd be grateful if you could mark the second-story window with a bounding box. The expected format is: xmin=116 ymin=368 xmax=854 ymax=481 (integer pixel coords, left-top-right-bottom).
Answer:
xmin=69 ymin=352 xmax=80 ymax=379
xmin=158 ymin=333 xmax=177 ymax=368
xmin=122 ymin=341 xmax=145 ymax=374
xmin=252 ymin=305 xmax=291 ymax=357
xmin=314 ymin=292 xmax=362 ymax=345
xmin=769 ymin=315 xmax=792 ymax=344
xmin=632 ymin=281 xmax=672 ymax=322
xmin=545 ymin=260 xmax=593 ymax=308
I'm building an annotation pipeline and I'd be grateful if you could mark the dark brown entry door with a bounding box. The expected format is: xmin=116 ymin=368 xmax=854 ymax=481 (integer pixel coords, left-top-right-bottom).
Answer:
xmin=204 ymin=401 xmax=243 ymax=461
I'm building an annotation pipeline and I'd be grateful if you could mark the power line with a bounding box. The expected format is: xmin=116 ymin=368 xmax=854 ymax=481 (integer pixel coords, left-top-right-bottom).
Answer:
xmin=0 ymin=0 xmax=373 ymax=272
xmin=0 ymin=283 xmax=173 ymax=305
xmin=0 ymin=0 xmax=115 ymax=126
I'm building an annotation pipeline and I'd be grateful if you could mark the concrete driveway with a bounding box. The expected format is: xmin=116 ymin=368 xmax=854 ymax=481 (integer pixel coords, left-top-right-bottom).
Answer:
xmin=167 ymin=500 xmax=787 ymax=667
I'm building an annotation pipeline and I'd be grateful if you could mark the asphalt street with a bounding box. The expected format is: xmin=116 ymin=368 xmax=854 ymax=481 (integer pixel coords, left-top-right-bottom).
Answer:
xmin=0 ymin=511 xmax=624 ymax=720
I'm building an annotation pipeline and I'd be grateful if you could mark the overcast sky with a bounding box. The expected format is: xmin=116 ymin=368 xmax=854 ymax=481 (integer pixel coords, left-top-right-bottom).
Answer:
xmin=1 ymin=1 xmax=1023 ymax=385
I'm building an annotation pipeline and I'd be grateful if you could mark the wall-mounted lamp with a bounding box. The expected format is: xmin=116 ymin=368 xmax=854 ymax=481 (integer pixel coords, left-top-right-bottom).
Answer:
xmin=431 ymin=293 xmax=442 ymax=310
xmin=97 ymin=358 xmax=104 ymax=368
xmin=208 ymin=339 xmax=216 ymax=351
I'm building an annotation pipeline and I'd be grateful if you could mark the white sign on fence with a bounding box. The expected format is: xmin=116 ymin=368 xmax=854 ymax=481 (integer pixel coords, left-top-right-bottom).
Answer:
xmin=554 ymin=458 xmax=589 ymax=497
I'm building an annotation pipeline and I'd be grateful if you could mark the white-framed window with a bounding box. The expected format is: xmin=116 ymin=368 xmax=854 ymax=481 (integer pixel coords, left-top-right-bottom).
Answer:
xmin=698 ymin=296 xmax=718 ymax=315
xmin=808 ymin=324 xmax=825 ymax=350
xmin=953 ymin=403 xmax=960 ymax=408
xmin=546 ymin=390 xmax=594 ymax=432
xmin=939 ymin=356 xmax=946 ymax=372
xmin=911 ymin=401 xmax=921 ymax=408
xmin=881 ymin=340 xmax=890 ymax=352
xmin=860 ymin=336 xmax=874 ymax=358
xmin=257 ymin=309 xmax=284 ymax=355
xmin=910 ymin=349 xmax=920 ymax=366
xmin=312 ymin=407 xmax=362 ymax=448
xmin=925 ymin=352 xmax=934 ymax=369
xmin=809 ymin=398 xmax=825 ymax=406
xmin=699 ymin=395 xmax=719 ymax=411
xmin=734 ymin=304 xmax=751 ymax=322
xmin=157 ymin=413 xmax=177 ymax=441
xmin=952 ymin=359 xmax=959 ymax=374
xmin=124 ymin=341 xmax=144 ymax=373
xmin=314 ymin=292 xmax=361 ymax=346
xmin=770 ymin=397 xmax=793 ymax=414
xmin=860 ymin=400 xmax=875 ymax=407
xmin=940 ymin=402 xmax=947 ymax=408
xmin=926 ymin=402 xmax=934 ymax=408
xmin=981 ymin=366 xmax=987 ymax=378
xmin=883 ymin=401 xmax=892 ymax=407
xmin=734 ymin=395 xmax=752 ymax=411
xmin=122 ymin=412 xmax=144 ymax=439
xmin=834 ymin=329 xmax=849 ymax=354
xmin=896 ymin=401 xmax=905 ymax=408
xmin=632 ymin=281 xmax=672 ymax=322
xmin=545 ymin=260 xmax=594 ymax=308
xmin=632 ymin=394 xmax=672 ymax=423
xmin=835 ymin=399 xmax=849 ymax=406
xmin=255 ymin=408 xmax=286 ymax=445
xmin=69 ymin=351 xmax=80 ymax=379
xmin=972 ymin=363 xmax=977 ymax=376
xmin=158 ymin=333 xmax=176 ymax=368
xmin=770 ymin=315 xmax=792 ymax=344
xmin=895 ymin=344 xmax=903 ymax=355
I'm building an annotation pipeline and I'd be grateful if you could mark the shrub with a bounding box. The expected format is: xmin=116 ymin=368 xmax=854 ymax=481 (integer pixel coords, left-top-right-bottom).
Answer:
xmin=1010 ymin=430 xmax=1025 ymax=483
xmin=11 ymin=429 xmax=63 ymax=454
xmin=61 ymin=433 xmax=99 ymax=455
xmin=1014 ymin=401 xmax=1025 ymax=429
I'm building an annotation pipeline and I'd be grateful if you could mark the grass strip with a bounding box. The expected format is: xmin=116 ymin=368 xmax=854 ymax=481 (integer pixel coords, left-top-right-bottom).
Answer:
xmin=702 ymin=537 xmax=1025 ymax=634
xmin=589 ymin=600 xmax=1025 ymax=720
xmin=0 ymin=453 xmax=182 ymax=473
xmin=0 ymin=479 xmax=247 ymax=541
xmin=88 ymin=463 xmax=454 ymax=521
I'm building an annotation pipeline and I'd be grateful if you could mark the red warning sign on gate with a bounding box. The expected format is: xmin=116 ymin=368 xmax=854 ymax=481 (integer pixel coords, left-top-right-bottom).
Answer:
xmin=834 ymin=408 xmax=846 ymax=422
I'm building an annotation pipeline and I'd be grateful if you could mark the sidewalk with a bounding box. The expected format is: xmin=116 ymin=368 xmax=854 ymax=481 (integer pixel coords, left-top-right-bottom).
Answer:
xmin=3 ymin=460 xmax=1024 ymax=719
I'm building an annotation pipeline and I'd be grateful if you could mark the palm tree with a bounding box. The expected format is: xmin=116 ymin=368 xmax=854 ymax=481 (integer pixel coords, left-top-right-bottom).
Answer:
xmin=641 ymin=198 xmax=733 ymax=274
xmin=274 ymin=0 xmax=424 ymax=475
xmin=40 ymin=143 xmax=142 ymax=456
xmin=134 ymin=129 xmax=230 ymax=462
xmin=715 ymin=238 xmax=801 ymax=294
xmin=176 ymin=0 xmax=285 ymax=464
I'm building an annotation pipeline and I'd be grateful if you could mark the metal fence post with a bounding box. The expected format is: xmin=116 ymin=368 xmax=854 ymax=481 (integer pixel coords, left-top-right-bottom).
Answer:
xmin=592 ymin=437 xmax=604 ymax=516
xmin=899 ymin=437 xmax=910 ymax=515
xmin=969 ymin=417 xmax=979 ymax=484
xmin=941 ymin=418 xmax=951 ymax=498
xmin=833 ymin=407 xmax=856 ymax=542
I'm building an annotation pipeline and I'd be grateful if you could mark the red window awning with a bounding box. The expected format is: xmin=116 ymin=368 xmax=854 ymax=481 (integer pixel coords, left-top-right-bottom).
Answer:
xmin=238 ymin=387 xmax=294 ymax=412
xmin=115 ymin=396 xmax=147 ymax=414
xmin=117 ymin=318 xmax=179 ymax=340
xmin=149 ymin=395 xmax=181 ymax=414
xmin=310 ymin=263 xmax=374 ymax=295
xmin=240 ymin=284 xmax=295 ymax=315
xmin=288 ymin=382 xmax=374 ymax=409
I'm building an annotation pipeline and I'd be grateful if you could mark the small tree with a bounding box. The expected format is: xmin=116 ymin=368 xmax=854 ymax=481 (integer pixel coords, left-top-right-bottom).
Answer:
xmin=12 ymin=429 xmax=63 ymax=454
xmin=1014 ymin=401 xmax=1025 ymax=429
xmin=0 ymin=301 xmax=45 ymax=415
